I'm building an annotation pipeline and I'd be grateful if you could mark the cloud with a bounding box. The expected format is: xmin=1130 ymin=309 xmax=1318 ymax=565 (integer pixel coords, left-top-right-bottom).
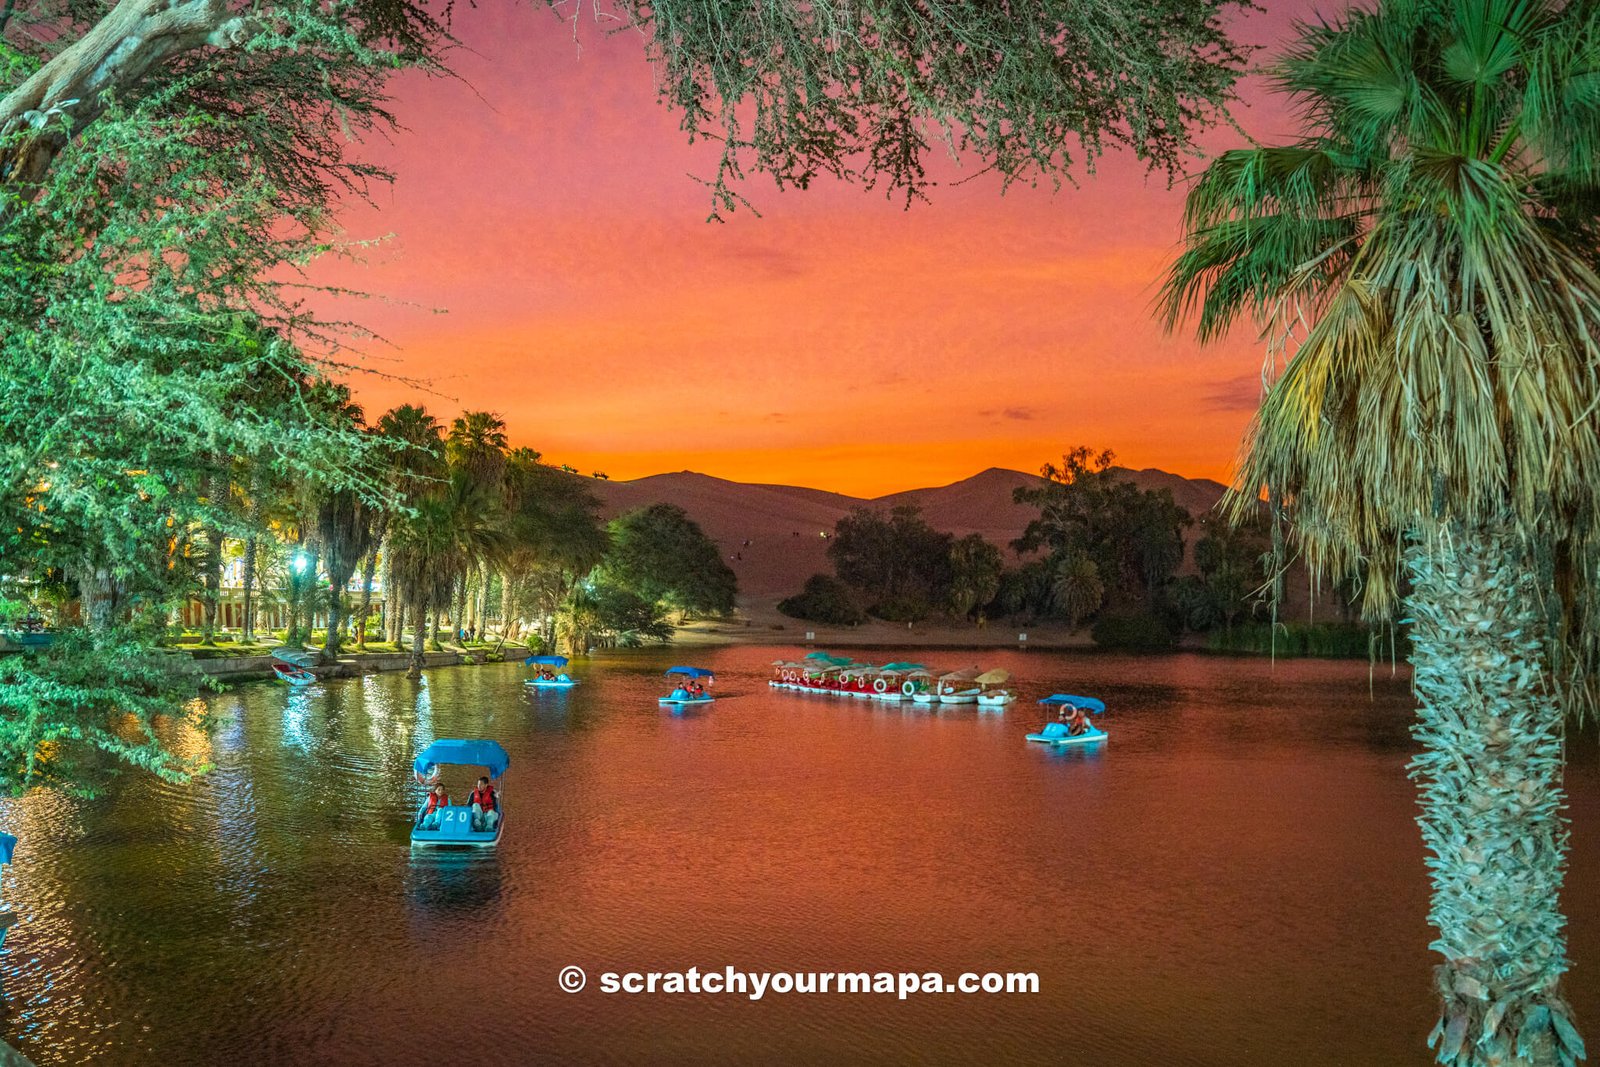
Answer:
xmin=1201 ymin=375 xmax=1263 ymax=413
xmin=978 ymin=406 xmax=1038 ymax=421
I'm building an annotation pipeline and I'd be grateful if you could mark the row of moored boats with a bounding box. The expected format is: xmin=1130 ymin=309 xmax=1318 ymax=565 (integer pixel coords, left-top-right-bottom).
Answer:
xmin=769 ymin=652 xmax=1016 ymax=706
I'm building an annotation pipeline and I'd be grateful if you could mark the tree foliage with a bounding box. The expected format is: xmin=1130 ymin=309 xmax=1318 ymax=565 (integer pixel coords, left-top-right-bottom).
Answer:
xmin=1158 ymin=0 xmax=1600 ymax=693
xmin=604 ymin=504 xmax=736 ymax=616
xmin=778 ymin=574 xmax=866 ymax=626
xmin=1012 ymin=447 xmax=1192 ymax=616
xmin=828 ymin=505 xmax=953 ymax=620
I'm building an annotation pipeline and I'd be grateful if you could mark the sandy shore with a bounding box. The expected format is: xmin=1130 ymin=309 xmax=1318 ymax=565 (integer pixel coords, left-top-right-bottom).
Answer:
xmin=671 ymin=600 xmax=1096 ymax=651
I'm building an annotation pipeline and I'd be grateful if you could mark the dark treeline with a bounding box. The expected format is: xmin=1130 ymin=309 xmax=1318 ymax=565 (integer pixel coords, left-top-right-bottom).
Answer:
xmin=780 ymin=447 xmax=1291 ymax=649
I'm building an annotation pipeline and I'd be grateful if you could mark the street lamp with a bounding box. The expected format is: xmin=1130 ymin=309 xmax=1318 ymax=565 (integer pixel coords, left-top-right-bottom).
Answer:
xmin=291 ymin=552 xmax=309 ymax=575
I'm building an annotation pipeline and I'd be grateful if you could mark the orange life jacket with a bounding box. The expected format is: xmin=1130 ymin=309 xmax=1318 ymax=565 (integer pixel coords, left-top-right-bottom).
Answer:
xmin=424 ymin=791 xmax=450 ymax=814
xmin=469 ymin=786 xmax=496 ymax=810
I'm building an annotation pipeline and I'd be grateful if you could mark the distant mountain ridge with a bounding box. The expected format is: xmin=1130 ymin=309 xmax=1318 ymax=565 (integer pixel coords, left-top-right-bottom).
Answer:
xmin=582 ymin=466 xmax=1231 ymax=602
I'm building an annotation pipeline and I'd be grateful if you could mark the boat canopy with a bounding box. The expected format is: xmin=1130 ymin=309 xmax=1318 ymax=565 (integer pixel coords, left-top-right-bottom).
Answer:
xmin=975 ymin=668 xmax=1010 ymax=684
xmin=413 ymin=739 xmax=511 ymax=780
xmin=272 ymin=649 xmax=315 ymax=668
xmin=666 ymin=666 xmax=715 ymax=679
xmin=0 ymin=833 xmax=15 ymax=865
xmin=881 ymin=662 xmax=926 ymax=671
xmin=525 ymin=655 xmax=569 ymax=667
xmin=1038 ymin=694 xmax=1106 ymax=714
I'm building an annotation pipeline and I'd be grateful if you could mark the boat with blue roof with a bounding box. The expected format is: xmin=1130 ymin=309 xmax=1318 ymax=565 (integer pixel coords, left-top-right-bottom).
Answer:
xmin=660 ymin=666 xmax=715 ymax=706
xmin=1026 ymin=695 xmax=1108 ymax=745
xmin=410 ymin=739 xmax=510 ymax=848
xmin=524 ymin=654 xmax=579 ymax=688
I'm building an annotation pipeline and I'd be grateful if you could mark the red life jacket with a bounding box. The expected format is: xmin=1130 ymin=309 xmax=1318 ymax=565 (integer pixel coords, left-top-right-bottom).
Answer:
xmin=424 ymin=791 xmax=450 ymax=814
xmin=470 ymin=786 xmax=496 ymax=810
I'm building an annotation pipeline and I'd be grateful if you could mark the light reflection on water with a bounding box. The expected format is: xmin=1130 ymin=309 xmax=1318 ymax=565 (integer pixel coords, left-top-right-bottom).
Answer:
xmin=0 ymin=647 xmax=1595 ymax=1065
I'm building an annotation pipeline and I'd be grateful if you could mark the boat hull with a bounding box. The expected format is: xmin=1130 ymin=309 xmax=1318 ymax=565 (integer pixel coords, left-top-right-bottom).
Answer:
xmin=410 ymin=803 xmax=505 ymax=848
xmin=659 ymin=697 xmax=715 ymax=706
xmin=525 ymin=679 xmax=578 ymax=688
xmin=1026 ymin=727 xmax=1107 ymax=746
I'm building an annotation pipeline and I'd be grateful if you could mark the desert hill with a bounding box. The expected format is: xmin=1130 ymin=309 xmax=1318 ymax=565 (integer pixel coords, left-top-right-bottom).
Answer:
xmin=584 ymin=466 xmax=1231 ymax=603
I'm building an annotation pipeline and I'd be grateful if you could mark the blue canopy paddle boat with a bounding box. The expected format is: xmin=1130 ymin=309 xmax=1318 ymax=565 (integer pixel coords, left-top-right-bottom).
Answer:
xmin=0 ymin=832 xmax=17 ymax=947
xmin=410 ymin=739 xmax=510 ymax=848
xmin=660 ymin=666 xmax=715 ymax=706
xmin=524 ymin=654 xmax=578 ymax=688
xmin=1027 ymin=695 xmax=1108 ymax=745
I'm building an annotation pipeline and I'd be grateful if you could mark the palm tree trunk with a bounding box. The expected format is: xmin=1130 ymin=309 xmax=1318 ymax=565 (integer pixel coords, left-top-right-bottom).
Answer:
xmin=240 ymin=534 xmax=257 ymax=643
xmin=391 ymin=587 xmax=406 ymax=649
xmin=427 ymin=602 xmax=442 ymax=651
xmin=355 ymin=535 xmax=382 ymax=651
xmin=386 ymin=559 xmax=402 ymax=645
xmin=321 ymin=574 xmax=344 ymax=665
xmin=406 ymin=591 xmax=427 ymax=680
xmin=476 ymin=561 xmax=491 ymax=636
xmin=452 ymin=574 xmax=468 ymax=644
xmin=83 ymin=563 xmax=118 ymax=631
xmin=1408 ymin=521 xmax=1580 ymax=1067
xmin=499 ymin=569 xmax=517 ymax=640
xmin=200 ymin=524 xmax=223 ymax=644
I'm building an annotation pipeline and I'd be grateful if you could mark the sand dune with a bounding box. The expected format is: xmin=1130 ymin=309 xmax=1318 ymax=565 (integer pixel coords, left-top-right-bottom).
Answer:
xmin=584 ymin=466 xmax=1230 ymax=603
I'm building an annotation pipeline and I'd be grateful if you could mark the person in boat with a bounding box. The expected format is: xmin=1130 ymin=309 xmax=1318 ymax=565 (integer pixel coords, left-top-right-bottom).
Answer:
xmin=1057 ymin=705 xmax=1091 ymax=736
xmin=539 ymin=668 xmax=554 ymax=681
xmin=419 ymin=783 xmax=451 ymax=830
xmin=689 ymin=681 xmax=705 ymax=698
xmin=469 ymin=776 xmax=500 ymax=832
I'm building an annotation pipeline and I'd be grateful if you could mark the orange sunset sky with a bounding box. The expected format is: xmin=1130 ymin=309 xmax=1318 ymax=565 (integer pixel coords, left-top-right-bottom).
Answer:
xmin=322 ymin=0 xmax=1321 ymax=497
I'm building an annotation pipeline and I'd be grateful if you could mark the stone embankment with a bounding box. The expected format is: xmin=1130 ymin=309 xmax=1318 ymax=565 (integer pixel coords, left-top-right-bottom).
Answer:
xmin=194 ymin=647 xmax=507 ymax=682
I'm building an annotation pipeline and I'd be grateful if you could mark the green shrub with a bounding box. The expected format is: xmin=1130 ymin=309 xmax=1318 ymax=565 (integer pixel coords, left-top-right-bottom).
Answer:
xmin=868 ymin=593 xmax=934 ymax=623
xmin=778 ymin=575 xmax=866 ymax=625
xmin=1206 ymin=622 xmax=1394 ymax=659
xmin=1090 ymin=612 xmax=1177 ymax=651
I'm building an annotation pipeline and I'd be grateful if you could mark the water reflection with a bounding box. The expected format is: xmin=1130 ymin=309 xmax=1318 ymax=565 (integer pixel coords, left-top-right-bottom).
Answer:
xmin=404 ymin=850 xmax=504 ymax=917
xmin=2 ymin=648 xmax=1596 ymax=1066
xmin=280 ymin=687 xmax=314 ymax=753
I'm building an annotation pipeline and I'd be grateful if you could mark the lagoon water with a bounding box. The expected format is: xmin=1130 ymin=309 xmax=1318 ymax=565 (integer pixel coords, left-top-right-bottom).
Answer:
xmin=2 ymin=646 xmax=1598 ymax=1065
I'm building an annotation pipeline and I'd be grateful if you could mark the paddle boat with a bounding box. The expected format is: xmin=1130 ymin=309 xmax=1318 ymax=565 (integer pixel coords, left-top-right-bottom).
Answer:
xmin=410 ymin=738 xmax=510 ymax=848
xmin=840 ymin=666 xmax=877 ymax=700
xmin=900 ymin=669 xmax=941 ymax=704
xmin=273 ymin=662 xmax=316 ymax=686
xmin=660 ymin=666 xmax=715 ymax=707
xmin=975 ymin=668 xmax=1015 ymax=708
xmin=1026 ymin=695 xmax=1108 ymax=745
xmin=524 ymin=654 xmax=578 ymax=688
xmin=869 ymin=668 xmax=905 ymax=702
xmin=937 ymin=668 xmax=981 ymax=705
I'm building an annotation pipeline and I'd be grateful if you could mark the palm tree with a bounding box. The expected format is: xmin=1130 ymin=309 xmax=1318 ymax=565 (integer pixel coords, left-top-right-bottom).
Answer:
xmin=387 ymin=494 xmax=456 ymax=681
xmin=1160 ymin=4 xmax=1600 ymax=1063
xmin=1050 ymin=554 xmax=1104 ymax=632
xmin=315 ymin=488 xmax=375 ymax=664
xmin=446 ymin=411 xmax=508 ymax=637
xmin=495 ymin=450 xmax=608 ymax=641
xmin=364 ymin=405 xmax=445 ymax=650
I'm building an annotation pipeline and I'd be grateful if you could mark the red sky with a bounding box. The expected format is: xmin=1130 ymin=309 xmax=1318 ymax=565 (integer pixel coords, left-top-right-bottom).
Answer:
xmin=322 ymin=1 xmax=1322 ymax=497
